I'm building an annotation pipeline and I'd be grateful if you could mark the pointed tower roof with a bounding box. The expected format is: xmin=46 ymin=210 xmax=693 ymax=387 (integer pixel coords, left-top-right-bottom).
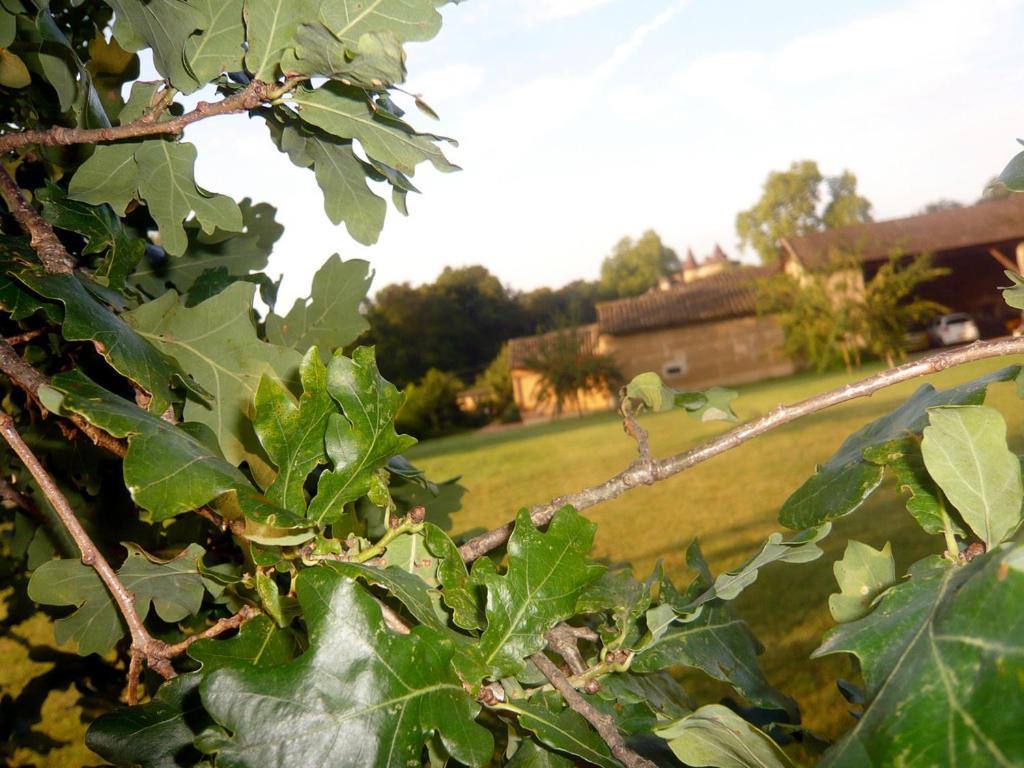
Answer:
xmin=710 ymin=243 xmax=728 ymax=262
xmin=685 ymin=247 xmax=699 ymax=270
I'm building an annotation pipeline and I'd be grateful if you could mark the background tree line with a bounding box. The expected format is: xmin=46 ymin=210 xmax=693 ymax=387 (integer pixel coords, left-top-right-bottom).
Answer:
xmin=372 ymin=159 xmax=994 ymax=438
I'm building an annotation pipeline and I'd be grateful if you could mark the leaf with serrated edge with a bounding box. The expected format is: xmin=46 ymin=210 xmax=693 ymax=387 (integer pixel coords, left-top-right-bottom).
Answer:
xmin=69 ymin=142 xmax=141 ymax=213
xmin=27 ymin=558 xmax=122 ymax=655
xmin=654 ymin=704 xmax=797 ymax=768
xmin=306 ymin=347 xmax=416 ymax=524
xmin=106 ymin=0 xmax=202 ymax=91
xmin=49 ymin=370 xmax=310 ymax=541
xmin=17 ymin=270 xmax=196 ymax=412
xmin=265 ymin=255 xmax=371 ymax=353
xmin=86 ymin=615 xmax=297 ymax=768
xmin=635 ymin=541 xmax=796 ymax=718
xmin=276 ymin=123 xmax=387 ymax=245
xmin=476 ymin=507 xmax=604 ymax=677
xmin=512 ymin=693 xmax=618 ymax=768
xmin=425 ymin=522 xmax=484 ymax=631
xmin=779 ymin=367 xmax=1021 ymax=530
xmin=921 ymin=405 xmax=1023 ymax=547
xmin=815 ymin=547 xmax=1024 ymax=767
xmin=135 ymin=141 xmax=242 ymax=257
xmin=118 ymin=543 xmax=207 ymax=623
xmin=133 ymin=198 xmax=282 ymax=297
xmin=291 ymin=83 xmax=456 ymax=175
xmin=863 ymin=438 xmax=962 ymax=536
xmin=253 ymin=348 xmax=333 ymax=515
xmin=184 ymin=0 xmax=244 ymax=84
xmin=828 ymin=540 xmax=895 ymax=624
xmin=242 ymin=0 xmax=319 ymax=81
xmin=124 ymin=283 xmax=301 ymax=482
xmin=202 ymin=568 xmax=493 ymax=767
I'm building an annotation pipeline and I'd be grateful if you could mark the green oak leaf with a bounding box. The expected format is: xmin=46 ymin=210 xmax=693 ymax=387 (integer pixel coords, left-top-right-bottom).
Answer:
xmin=921 ymin=405 xmax=1024 ymax=547
xmin=265 ymin=254 xmax=372 ymax=353
xmin=37 ymin=183 xmax=146 ymax=289
xmin=86 ymin=615 xmax=298 ymax=768
xmin=0 ymin=236 xmax=62 ymax=322
xmin=106 ymin=0 xmax=202 ymax=91
xmin=202 ymin=567 xmax=494 ymax=767
xmin=118 ymin=543 xmax=207 ymax=623
xmin=327 ymin=560 xmax=447 ymax=632
xmin=815 ymin=547 xmax=1024 ymax=767
xmin=669 ymin=526 xmax=830 ymax=616
xmin=184 ymin=0 xmax=244 ymax=84
xmin=779 ymin=366 xmax=1021 ymax=530
xmin=863 ymin=438 xmax=963 ymax=536
xmin=27 ymin=558 xmax=122 ymax=656
xmin=576 ymin=564 xmax=659 ymax=648
xmin=252 ymin=348 xmax=333 ymax=515
xmin=124 ymin=283 xmax=301 ymax=482
xmin=17 ymin=269 xmax=197 ymax=412
xmin=289 ymin=26 xmax=406 ymax=87
xmin=133 ymin=198 xmax=282 ymax=297
xmin=319 ymin=0 xmax=444 ymax=48
xmin=68 ymin=142 xmax=141 ymax=214
xmin=512 ymin=693 xmax=619 ymax=768
xmin=508 ymin=739 xmax=575 ymax=768
xmin=624 ymin=371 xmax=737 ymax=421
xmin=271 ymin=119 xmax=388 ymax=244
xmin=1001 ymin=270 xmax=1024 ymax=310
xmin=476 ymin=507 xmax=604 ymax=677
xmin=654 ymin=704 xmax=796 ymax=768
xmin=634 ymin=541 xmax=796 ymax=718
xmin=242 ymin=0 xmax=319 ymax=81
xmin=306 ymin=346 xmax=416 ymax=525
xmin=0 ymin=7 xmax=14 ymax=49
xmin=27 ymin=543 xmax=209 ymax=656
xmin=47 ymin=370 xmax=310 ymax=541
xmin=828 ymin=540 xmax=896 ymax=624
xmin=424 ymin=522 xmax=485 ymax=631
xmin=291 ymin=83 xmax=457 ymax=176
xmin=135 ymin=141 xmax=243 ymax=257
xmin=998 ymin=152 xmax=1024 ymax=193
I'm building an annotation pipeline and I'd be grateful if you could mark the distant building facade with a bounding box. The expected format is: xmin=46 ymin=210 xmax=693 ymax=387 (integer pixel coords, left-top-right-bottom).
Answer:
xmin=508 ymin=197 xmax=1024 ymax=422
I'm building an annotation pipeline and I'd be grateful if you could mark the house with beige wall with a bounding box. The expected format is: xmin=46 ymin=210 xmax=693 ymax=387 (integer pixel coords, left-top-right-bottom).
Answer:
xmin=508 ymin=266 xmax=792 ymax=422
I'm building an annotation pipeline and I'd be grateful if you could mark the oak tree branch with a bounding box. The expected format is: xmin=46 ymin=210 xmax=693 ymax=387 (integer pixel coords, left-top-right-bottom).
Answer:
xmin=530 ymin=651 xmax=657 ymax=768
xmin=459 ymin=338 xmax=1024 ymax=562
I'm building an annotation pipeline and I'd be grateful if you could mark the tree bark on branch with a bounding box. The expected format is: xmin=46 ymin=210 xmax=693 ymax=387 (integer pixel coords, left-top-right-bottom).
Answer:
xmin=459 ymin=338 xmax=1024 ymax=562
xmin=0 ymin=412 xmax=255 ymax=702
xmin=0 ymin=80 xmax=270 ymax=156
xmin=530 ymin=651 xmax=657 ymax=768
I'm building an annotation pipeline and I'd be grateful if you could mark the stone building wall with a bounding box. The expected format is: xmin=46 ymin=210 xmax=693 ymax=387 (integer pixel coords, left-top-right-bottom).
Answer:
xmin=599 ymin=314 xmax=794 ymax=391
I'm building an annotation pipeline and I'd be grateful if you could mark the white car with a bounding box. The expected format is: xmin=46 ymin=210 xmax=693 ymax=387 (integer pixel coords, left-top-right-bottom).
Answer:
xmin=927 ymin=313 xmax=980 ymax=347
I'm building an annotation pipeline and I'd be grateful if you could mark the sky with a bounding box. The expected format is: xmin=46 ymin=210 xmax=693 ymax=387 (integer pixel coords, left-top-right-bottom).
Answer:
xmin=178 ymin=0 xmax=1024 ymax=306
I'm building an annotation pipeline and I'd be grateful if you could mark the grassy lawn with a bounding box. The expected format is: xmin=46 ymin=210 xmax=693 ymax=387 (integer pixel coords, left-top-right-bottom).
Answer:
xmin=409 ymin=356 xmax=1024 ymax=744
xmin=4 ymin=356 xmax=1022 ymax=766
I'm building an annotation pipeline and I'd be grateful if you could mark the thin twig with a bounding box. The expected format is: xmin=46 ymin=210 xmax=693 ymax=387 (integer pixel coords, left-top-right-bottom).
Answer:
xmin=0 ymin=412 xmax=165 ymax=701
xmin=0 ymin=80 xmax=270 ymax=155
xmin=0 ymin=165 xmax=75 ymax=273
xmin=620 ymin=401 xmax=651 ymax=461
xmin=3 ymin=328 xmax=48 ymax=345
xmin=530 ymin=651 xmax=657 ymax=768
xmin=459 ymin=338 xmax=1024 ymax=562
xmin=545 ymin=624 xmax=591 ymax=676
xmin=0 ymin=338 xmax=127 ymax=456
xmin=159 ymin=605 xmax=260 ymax=656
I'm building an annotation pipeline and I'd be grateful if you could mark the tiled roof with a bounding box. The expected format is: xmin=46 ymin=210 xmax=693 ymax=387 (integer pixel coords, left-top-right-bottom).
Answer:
xmin=594 ymin=267 xmax=777 ymax=335
xmin=507 ymin=323 xmax=600 ymax=370
xmin=782 ymin=195 xmax=1024 ymax=268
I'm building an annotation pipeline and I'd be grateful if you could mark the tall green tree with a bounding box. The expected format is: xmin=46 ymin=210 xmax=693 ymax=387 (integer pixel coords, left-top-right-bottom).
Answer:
xmin=737 ymin=160 xmax=873 ymax=264
xmin=365 ymin=265 xmax=529 ymax=387
xmin=598 ymin=229 xmax=680 ymax=299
